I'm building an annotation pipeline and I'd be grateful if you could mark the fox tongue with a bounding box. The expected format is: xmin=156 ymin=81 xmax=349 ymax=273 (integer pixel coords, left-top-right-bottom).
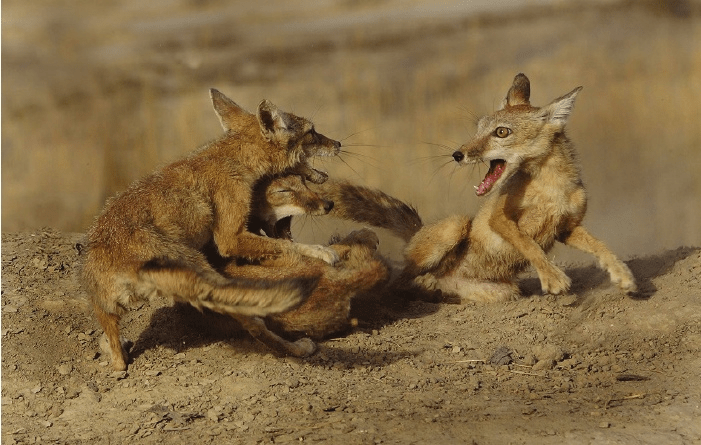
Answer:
xmin=476 ymin=160 xmax=506 ymax=196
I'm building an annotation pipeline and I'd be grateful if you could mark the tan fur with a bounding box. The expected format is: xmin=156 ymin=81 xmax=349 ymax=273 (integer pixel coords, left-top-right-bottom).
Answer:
xmin=228 ymin=230 xmax=389 ymax=342
xmin=309 ymin=179 xmax=423 ymax=242
xmin=404 ymin=73 xmax=637 ymax=303
xmin=190 ymin=174 xmax=396 ymax=352
xmin=81 ymin=89 xmax=341 ymax=371
xmin=247 ymin=174 xmax=334 ymax=240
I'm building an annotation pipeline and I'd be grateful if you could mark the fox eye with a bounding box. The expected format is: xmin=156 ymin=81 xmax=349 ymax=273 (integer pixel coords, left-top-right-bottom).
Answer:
xmin=494 ymin=127 xmax=511 ymax=138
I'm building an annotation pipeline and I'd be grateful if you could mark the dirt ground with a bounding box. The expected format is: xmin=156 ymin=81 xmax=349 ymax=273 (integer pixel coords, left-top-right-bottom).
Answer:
xmin=1 ymin=229 xmax=700 ymax=444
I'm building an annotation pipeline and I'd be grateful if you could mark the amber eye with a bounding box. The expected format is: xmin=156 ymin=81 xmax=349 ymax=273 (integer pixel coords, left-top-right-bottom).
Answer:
xmin=494 ymin=127 xmax=511 ymax=138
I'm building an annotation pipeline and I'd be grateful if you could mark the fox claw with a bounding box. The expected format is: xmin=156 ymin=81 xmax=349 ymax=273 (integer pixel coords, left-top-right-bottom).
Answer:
xmin=297 ymin=244 xmax=339 ymax=265
xmin=539 ymin=266 xmax=571 ymax=295
xmin=608 ymin=262 xmax=637 ymax=294
xmin=293 ymin=338 xmax=317 ymax=357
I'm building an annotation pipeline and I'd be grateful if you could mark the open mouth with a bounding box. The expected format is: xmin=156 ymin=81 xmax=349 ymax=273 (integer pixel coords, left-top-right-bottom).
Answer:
xmin=475 ymin=159 xmax=506 ymax=196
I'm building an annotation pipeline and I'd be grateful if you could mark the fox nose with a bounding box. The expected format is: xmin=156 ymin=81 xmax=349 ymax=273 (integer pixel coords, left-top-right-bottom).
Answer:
xmin=452 ymin=151 xmax=465 ymax=163
xmin=323 ymin=200 xmax=334 ymax=213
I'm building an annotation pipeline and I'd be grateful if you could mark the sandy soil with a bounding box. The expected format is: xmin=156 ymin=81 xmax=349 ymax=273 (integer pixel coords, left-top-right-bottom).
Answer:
xmin=2 ymin=229 xmax=700 ymax=444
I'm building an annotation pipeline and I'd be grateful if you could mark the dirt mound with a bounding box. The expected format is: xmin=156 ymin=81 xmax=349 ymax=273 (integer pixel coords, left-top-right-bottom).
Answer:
xmin=2 ymin=229 xmax=700 ymax=444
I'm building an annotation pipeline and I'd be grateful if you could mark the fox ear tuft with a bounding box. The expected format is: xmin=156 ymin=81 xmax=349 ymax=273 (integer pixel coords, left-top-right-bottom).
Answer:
xmin=257 ymin=100 xmax=289 ymax=140
xmin=541 ymin=86 xmax=582 ymax=126
xmin=210 ymin=88 xmax=248 ymax=132
xmin=504 ymin=73 xmax=531 ymax=107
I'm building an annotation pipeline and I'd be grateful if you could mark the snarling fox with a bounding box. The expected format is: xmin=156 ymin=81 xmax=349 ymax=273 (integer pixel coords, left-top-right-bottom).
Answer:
xmin=403 ymin=73 xmax=637 ymax=302
xmin=81 ymin=89 xmax=341 ymax=371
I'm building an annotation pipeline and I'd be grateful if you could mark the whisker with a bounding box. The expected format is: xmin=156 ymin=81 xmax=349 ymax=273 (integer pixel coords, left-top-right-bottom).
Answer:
xmin=428 ymin=159 xmax=456 ymax=185
xmin=342 ymin=143 xmax=386 ymax=149
xmin=340 ymin=127 xmax=376 ymax=142
xmin=337 ymin=155 xmax=364 ymax=180
xmin=422 ymin=141 xmax=456 ymax=153
xmin=407 ymin=154 xmax=453 ymax=167
xmin=340 ymin=149 xmax=379 ymax=163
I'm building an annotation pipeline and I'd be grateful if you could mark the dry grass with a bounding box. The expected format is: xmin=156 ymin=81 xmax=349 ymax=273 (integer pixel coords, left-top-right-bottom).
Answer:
xmin=2 ymin=0 xmax=700 ymax=261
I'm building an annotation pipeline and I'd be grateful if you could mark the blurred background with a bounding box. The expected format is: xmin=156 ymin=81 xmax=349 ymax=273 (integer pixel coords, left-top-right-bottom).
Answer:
xmin=2 ymin=0 xmax=700 ymax=263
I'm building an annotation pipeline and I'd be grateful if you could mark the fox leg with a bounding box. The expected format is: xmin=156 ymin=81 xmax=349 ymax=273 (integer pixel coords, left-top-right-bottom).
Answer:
xmin=562 ymin=225 xmax=637 ymax=293
xmin=233 ymin=315 xmax=317 ymax=357
xmin=403 ymin=215 xmax=471 ymax=276
xmin=233 ymin=232 xmax=339 ymax=265
xmin=437 ymin=276 xmax=519 ymax=303
xmin=489 ymin=203 xmax=571 ymax=295
xmin=94 ymin=304 xmax=128 ymax=371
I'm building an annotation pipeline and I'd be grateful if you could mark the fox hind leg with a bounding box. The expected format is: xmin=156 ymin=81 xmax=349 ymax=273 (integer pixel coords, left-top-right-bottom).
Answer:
xmin=437 ymin=276 xmax=519 ymax=303
xmin=234 ymin=315 xmax=317 ymax=357
xmin=562 ymin=226 xmax=637 ymax=293
xmin=94 ymin=305 xmax=128 ymax=371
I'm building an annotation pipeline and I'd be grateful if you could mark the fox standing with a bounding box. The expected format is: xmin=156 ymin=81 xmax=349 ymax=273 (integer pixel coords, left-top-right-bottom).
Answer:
xmin=81 ymin=89 xmax=341 ymax=371
xmin=404 ymin=73 xmax=636 ymax=302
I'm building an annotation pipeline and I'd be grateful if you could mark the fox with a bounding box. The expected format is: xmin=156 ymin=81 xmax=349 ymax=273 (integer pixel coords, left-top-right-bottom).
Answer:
xmin=246 ymin=175 xmax=422 ymax=243
xmin=183 ymin=173 xmax=395 ymax=353
xmin=195 ymin=173 xmax=417 ymax=349
xmin=217 ymin=228 xmax=389 ymax=351
xmin=402 ymin=73 xmax=637 ymax=302
xmin=246 ymin=174 xmax=335 ymax=240
xmin=81 ymin=88 xmax=342 ymax=371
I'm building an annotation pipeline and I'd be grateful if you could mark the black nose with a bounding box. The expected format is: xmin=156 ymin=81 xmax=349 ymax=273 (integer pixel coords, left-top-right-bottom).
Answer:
xmin=452 ymin=151 xmax=465 ymax=162
xmin=324 ymin=200 xmax=334 ymax=212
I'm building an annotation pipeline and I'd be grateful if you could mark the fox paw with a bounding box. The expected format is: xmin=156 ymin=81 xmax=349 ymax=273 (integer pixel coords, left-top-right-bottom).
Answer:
xmin=413 ymin=273 xmax=439 ymax=291
xmin=608 ymin=262 xmax=637 ymax=294
xmin=305 ymin=168 xmax=328 ymax=185
xmin=297 ymin=244 xmax=340 ymax=265
xmin=538 ymin=266 xmax=571 ymax=295
xmin=99 ymin=334 xmax=131 ymax=371
xmin=343 ymin=229 xmax=380 ymax=250
xmin=292 ymin=338 xmax=317 ymax=357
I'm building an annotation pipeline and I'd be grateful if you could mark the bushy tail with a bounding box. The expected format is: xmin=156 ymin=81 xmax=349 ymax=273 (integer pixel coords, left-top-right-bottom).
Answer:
xmin=139 ymin=257 xmax=320 ymax=317
xmin=311 ymin=179 xmax=423 ymax=242
xmin=403 ymin=215 xmax=472 ymax=275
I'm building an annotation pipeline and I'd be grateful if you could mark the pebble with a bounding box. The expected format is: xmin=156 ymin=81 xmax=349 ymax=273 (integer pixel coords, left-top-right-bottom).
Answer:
xmin=57 ymin=363 xmax=73 ymax=375
xmin=110 ymin=371 xmax=128 ymax=380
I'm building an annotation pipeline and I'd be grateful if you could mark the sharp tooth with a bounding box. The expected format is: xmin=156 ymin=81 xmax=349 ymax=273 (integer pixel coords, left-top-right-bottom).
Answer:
xmin=474 ymin=186 xmax=479 ymax=190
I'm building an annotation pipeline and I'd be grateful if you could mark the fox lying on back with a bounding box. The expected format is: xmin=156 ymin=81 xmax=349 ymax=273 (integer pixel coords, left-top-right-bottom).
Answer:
xmin=81 ymin=89 xmax=341 ymax=371
xmin=404 ymin=73 xmax=636 ymax=302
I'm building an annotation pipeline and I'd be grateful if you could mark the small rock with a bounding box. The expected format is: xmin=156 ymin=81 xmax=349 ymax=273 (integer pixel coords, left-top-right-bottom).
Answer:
xmin=599 ymin=421 xmax=611 ymax=428
xmin=533 ymin=344 xmax=565 ymax=363
xmin=532 ymin=359 xmax=555 ymax=371
xmin=207 ymin=409 xmax=221 ymax=422
xmin=57 ymin=363 xmax=73 ymax=375
xmin=110 ymin=371 xmax=128 ymax=380
xmin=489 ymin=347 xmax=512 ymax=366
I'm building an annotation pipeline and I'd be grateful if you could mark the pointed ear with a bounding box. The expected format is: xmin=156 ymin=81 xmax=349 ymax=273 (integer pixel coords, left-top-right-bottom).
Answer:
xmin=257 ymin=100 xmax=288 ymax=139
xmin=540 ymin=86 xmax=583 ymax=125
xmin=210 ymin=88 xmax=247 ymax=131
xmin=503 ymin=73 xmax=531 ymax=108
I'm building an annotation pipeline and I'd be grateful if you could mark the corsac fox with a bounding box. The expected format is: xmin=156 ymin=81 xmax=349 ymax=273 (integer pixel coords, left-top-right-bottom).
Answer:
xmin=81 ymin=89 xmax=341 ymax=371
xmin=196 ymin=173 xmax=418 ymax=353
xmin=403 ymin=73 xmax=637 ymax=302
